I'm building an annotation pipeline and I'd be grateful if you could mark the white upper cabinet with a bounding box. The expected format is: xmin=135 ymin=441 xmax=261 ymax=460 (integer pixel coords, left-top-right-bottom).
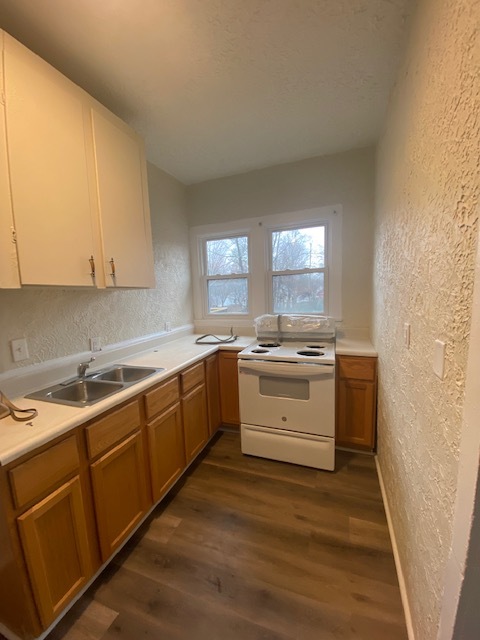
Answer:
xmin=91 ymin=109 xmax=154 ymax=288
xmin=3 ymin=33 xmax=97 ymax=287
xmin=0 ymin=34 xmax=20 ymax=288
xmin=0 ymin=31 xmax=155 ymax=289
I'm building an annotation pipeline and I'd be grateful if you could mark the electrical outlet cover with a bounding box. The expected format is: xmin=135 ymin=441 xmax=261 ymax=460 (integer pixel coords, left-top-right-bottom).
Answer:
xmin=90 ymin=337 xmax=102 ymax=352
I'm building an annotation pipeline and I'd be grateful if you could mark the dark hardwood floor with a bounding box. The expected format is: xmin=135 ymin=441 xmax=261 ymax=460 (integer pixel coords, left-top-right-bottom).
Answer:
xmin=47 ymin=431 xmax=407 ymax=640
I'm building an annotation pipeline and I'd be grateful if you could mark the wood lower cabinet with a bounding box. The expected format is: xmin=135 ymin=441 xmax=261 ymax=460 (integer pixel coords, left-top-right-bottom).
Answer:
xmin=145 ymin=375 xmax=186 ymax=501
xmin=218 ymin=350 xmax=241 ymax=427
xmin=0 ymin=351 xmax=243 ymax=639
xmin=148 ymin=403 xmax=185 ymax=502
xmin=205 ymin=353 xmax=221 ymax=435
xmin=182 ymin=382 xmax=209 ymax=463
xmin=0 ymin=433 xmax=96 ymax=636
xmin=336 ymin=355 xmax=377 ymax=451
xmin=17 ymin=476 xmax=94 ymax=627
xmin=90 ymin=431 xmax=149 ymax=562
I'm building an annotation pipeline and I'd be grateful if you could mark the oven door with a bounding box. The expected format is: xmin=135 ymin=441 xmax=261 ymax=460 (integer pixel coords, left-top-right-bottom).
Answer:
xmin=238 ymin=359 xmax=335 ymax=437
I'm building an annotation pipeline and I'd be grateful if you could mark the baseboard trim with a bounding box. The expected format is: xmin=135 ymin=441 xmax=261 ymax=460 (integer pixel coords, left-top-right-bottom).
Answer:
xmin=375 ymin=456 xmax=415 ymax=640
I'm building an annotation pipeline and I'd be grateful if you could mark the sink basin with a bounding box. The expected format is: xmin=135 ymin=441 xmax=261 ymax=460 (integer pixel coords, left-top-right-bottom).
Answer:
xmin=27 ymin=379 xmax=124 ymax=407
xmin=49 ymin=380 xmax=123 ymax=404
xmin=26 ymin=365 xmax=165 ymax=407
xmin=91 ymin=365 xmax=163 ymax=384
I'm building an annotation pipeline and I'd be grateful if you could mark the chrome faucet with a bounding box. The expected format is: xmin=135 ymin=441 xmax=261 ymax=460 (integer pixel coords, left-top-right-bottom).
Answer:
xmin=77 ymin=357 xmax=95 ymax=378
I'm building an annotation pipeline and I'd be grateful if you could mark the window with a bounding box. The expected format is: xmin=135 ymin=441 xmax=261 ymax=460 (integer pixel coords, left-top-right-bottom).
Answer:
xmin=190 ymin=206 xmax=342 ymax=327
xmin=270 ymin=225 xmax=326 ymax=314
xmin=203 ymin=235 xmax=249 ymax=314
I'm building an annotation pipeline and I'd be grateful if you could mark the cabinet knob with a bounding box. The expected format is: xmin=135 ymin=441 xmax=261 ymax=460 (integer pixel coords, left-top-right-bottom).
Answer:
xmin=89 ymin=255 xmax=95 ymax=279
xmin=109 ymin=258 xmax=116 ymax=279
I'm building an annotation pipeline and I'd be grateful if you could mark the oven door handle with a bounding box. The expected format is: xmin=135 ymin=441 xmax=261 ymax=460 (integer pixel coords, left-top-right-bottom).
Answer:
xmin=238 ymin=360 xmax=334 ymax=378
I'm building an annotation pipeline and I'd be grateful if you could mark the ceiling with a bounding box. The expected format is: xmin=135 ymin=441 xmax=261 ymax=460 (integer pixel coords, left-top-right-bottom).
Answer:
xmin=0 ymin=0 xmax=413 ymax=184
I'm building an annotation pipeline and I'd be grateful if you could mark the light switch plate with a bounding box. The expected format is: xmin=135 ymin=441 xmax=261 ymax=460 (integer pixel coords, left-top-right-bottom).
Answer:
xmin=11 ymin=338 xmax=29 ymax=362
xmin=433 ymin=340 xmax=446 ymax=380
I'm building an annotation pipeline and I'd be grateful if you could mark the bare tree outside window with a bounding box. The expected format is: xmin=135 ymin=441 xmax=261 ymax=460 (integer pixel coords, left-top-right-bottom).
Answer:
xmin=205 ymin=236 xmax=249 ymax=313
xmin=271 ymin=226 xmax=325 ymax=314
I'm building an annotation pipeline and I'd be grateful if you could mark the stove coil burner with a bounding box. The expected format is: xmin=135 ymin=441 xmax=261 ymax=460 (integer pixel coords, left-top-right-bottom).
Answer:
xmin=296 ymin=350 xmax=324 ymax=357
xmin=306 ymin=344 xmax=326 ymax=349
xmin=258 ymin=342 xmax=281 ymax=348
xmin=252 ymin=348 xmax=269 ymax=354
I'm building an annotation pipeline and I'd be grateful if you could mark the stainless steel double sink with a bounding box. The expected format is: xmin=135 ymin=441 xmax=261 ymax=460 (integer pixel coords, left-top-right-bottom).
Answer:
xmin=26 ymin=365 xmax=165 ymax=407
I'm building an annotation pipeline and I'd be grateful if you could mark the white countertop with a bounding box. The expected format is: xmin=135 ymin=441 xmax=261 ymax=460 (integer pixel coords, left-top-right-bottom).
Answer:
xmin=335 ymin=337 xmax=377 ymax=357
xmin=0 ymin=335 xmax=253 ymax=466
xmin=0 ymin=333 xmax=375 ymax=465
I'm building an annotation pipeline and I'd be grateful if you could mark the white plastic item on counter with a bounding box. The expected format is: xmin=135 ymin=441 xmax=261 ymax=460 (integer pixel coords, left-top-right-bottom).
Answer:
xmin=253 ymin=314 xmax=336 ymax=340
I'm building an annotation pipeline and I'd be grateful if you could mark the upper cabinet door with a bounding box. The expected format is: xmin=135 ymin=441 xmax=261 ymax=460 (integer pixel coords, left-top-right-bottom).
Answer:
xmin=3 ymin=34 xmax=97 ymax=286
xmin=91 ymin=109 xmax=155 ymax=288
xmin=0 ymin=34 xmax=20 ymax=288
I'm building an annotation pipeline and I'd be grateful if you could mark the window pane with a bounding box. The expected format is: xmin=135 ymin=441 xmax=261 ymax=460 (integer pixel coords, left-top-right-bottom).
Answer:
xmin=207 ymin=278 xmax=248 ymax=314
xmin=272 ymin=273 xmax=324 ymax=314
xmin=271 ymin=226 xmax=325 ymax=271
xmin=206 ymin=236 xmax=248 ymax=276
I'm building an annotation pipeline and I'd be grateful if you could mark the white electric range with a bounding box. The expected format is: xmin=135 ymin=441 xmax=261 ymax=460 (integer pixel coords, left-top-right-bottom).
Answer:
xmin=238 ymin=315 xmax=336 ymax=471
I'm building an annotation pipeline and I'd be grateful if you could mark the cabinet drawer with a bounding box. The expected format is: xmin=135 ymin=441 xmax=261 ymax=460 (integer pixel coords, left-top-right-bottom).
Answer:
xmin=9 ymin=436 xmax=79 ymax=510
xmin=180 ymin=361 xmax=205 ymax=394
xmin=338 ymin=356 xmax=376 ymax=382
xmin=85 ymin=400 xmax=141 ymax=459
xmin=145 ymin=376 xmax=179 ymax=420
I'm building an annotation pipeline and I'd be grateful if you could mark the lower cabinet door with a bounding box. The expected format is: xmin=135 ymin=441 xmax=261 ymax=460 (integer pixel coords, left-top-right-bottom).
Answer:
xmin=148 ymin=402 xmax=186 ymax=502
xmin=90 ymin=431 xmax=148 ymax=562
xmin=182 ymin=384 xmax=208 ymax=463
xmin=205 ymin=354 xmax=221 ymax=435
xmin=337 ymin=378 xmax=376 ymax=450
xmin=17 ymin=476 xmax=94 ymax=628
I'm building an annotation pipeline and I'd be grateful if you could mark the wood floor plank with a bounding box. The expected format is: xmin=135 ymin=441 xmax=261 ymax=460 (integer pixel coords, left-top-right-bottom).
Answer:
xmin=144 ymin=501 xmax=404 ymax=625
xmin=94 ymin=565 xmax=296 ymax=640
xmin=45 ymin=432 xmax=407 ymax=640
xmin=350 ymin=613 xmax=409 ymax=640
xmin=181 ymin=461 xmax=387 ymax=527
xmin=204 ymin=431 xmax=320 ymax=489
xmin=110 ymin=543 xmax=354 ymax=640
xmin=349 ymin=516 xmax=393 ymax=553
xmin=47 ymin=599 xmax=118 ymax=640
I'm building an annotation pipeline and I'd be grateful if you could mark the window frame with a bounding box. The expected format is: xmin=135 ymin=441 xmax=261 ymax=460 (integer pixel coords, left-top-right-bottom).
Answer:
xmin=266 ymin=221 xmax=329 ymax=316
xmin=201 ymin=232 xmax=251 ymax=317
xmin=190 ymin=205 xmax=342 ymax=329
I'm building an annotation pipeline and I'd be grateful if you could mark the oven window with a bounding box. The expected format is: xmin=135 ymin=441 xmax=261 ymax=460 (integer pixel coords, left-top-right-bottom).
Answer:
xmin=259 ymin=375 xmax=310 ymax=400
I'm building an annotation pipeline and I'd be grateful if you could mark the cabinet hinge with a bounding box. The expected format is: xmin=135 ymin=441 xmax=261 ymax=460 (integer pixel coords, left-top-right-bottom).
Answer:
xmin=11 ymin=227 xmax=17 ymax=244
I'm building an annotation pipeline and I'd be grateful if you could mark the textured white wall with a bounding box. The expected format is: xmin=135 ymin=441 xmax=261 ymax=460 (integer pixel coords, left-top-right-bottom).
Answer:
xmin=0 ymin=162 xmax=192 ymax=374
xmin=187 ymin=147 xmax=375 ymax=334
xmin=373 ymin=0 xmax=480 ymax=638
